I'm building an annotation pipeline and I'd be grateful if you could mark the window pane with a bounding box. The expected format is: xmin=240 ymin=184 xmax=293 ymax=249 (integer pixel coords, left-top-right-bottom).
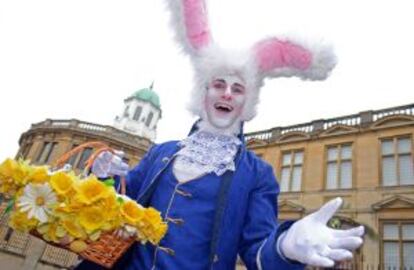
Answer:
xmin=340 ymin=161 xmax=352 ymax=189
xmin=399 ymin=154 xmax=414 ymax=185
xmin=280 ymin=168 xmax=290 ymax=192
xmin=402 ymin=224 xmax=414 ymax=240
xmin=398 ymin=138 xmax=412 ymax=154
xmin=77 ymin=148 xmax=93 ymax=170
xmin=67 ymin=144 xmax=79 ymax=166
xmin=21 ymin=144 xmax=31 ymax=159
xmin=123 ymin=105 xmax=130 ymax=117
xmin=341 ymin=145 xmax=352 ymax=160
xmin=37 ymin=142 xmax=51 ymax=163
xmin=146 ymin=112 xmax=154 ymax=127
xmin=133 ymin=106 xmax=142 ymax=121
xmin=382 ymin=156 xmax=397 ymax=186
xmin=384 ymin=242 xmax=400 ymax=269
xmin=382 ymin=140 xmax=394 ymax=156
xmin=403 ymin=243 xmax=414 ymax=269
xmin=328 ymin=147 xmax=338 ymax=161
xmin=326 ymin=162 xmax=338 ymax=189
xmin=44 ymin=142 xmax=58 ymax=164
xmin=384 ymin=224 xmax=399 ymax=239
xmin=294 ymin=152 xmax=303 ymax=165
xmin=291 ymin=166 xmax=302 ymax=192
xmin=282 ymin=153 xmax=292 ymax=166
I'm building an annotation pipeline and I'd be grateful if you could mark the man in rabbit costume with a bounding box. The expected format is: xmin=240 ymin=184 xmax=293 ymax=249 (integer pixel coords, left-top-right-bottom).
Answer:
xmin=79 ymin=0 xmax=365 ymax=269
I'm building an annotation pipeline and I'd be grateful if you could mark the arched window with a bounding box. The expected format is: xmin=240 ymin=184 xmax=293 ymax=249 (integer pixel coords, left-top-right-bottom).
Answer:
xmin=133 ymin=106 xmax=142 ymax=121
xmin=146 ymin=112 xmax=154 ymax=127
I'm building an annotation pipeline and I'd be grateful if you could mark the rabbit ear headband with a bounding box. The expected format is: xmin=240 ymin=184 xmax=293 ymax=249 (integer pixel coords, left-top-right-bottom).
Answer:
xmin=165 ymin=0 xmax=337 ymax=122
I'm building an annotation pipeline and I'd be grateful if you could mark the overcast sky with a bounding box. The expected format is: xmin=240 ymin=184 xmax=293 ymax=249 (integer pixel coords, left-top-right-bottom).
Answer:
xmin=0 ymin=0 xmax=413 ymax=161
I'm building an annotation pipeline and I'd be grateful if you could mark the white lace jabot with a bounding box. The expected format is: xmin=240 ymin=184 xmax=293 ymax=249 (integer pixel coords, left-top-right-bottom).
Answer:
xmin=173 ymin=130 xmax=241 ymax=183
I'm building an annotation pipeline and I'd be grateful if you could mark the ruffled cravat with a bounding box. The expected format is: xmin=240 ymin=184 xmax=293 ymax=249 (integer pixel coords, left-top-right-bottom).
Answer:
xmin=173 ymin=130 xmax=241 ymax=182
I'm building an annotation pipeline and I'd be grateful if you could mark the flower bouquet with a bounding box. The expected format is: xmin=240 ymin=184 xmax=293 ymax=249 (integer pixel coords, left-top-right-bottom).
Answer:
xmin=0 ymin=158 xmax=168 ymax=268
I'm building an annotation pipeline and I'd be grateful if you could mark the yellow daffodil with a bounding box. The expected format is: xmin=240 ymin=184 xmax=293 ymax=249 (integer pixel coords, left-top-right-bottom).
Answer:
xmin=54 ymin=202 xmax=76 ymax=216
xmin=9 ymin=211 xmax=38 ymax=232
xmin=50 ymin=171 xmax=74 ymax=195
xmin=0 ymin=159 xmax=31 ymax=189
xmin=78 ymin=206 xmax=107 ymax=233
xmin=28 ymin=166 xmax=50 ymax=184
xmin=75 ymin=176 xmax=110 ymax=205
xmin=37 ymin=222 xmax=66 ymax=243
xmin=98 ymin=191 xmax=118 ymax=212
xmin=133 ymin=207 xmax=168 ymax=245
xmin=60 ymin=218 xmax=87 ymax=239
xmin=11 ymin=160 xmax=32 ymax=186
xmin=143 ymin=207 xmax=163 ymax=225
xmin=151 ymin=223 xmax=168 ymax=244
xmin=0 ymin=158 xmax=18 ymax=178
xmin=0 ymin=180 xmax=17 ymax=195
xmin=120 ymin=200 xmax=144 ymax=225
xmin=96 ymin=192 xmax=120 ymax=227
xmin=140 ymin=221 xmax=168 ymax=245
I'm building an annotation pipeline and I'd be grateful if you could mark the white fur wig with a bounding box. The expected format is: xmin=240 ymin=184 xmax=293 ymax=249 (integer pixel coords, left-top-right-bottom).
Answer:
xmin=164 ymin=0 xmax=337 ymax=124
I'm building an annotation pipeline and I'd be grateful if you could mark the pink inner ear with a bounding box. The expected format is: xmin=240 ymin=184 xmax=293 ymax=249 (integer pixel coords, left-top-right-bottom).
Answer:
xmin=254 ymin=38 xmax=312 ymax=73
xmin=183 ymin=0 xmax=211 ymax=49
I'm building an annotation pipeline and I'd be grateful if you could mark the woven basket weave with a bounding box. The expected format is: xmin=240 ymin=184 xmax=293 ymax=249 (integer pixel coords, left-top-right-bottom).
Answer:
xmin=78 ymin=232 xmax=135 ymax=268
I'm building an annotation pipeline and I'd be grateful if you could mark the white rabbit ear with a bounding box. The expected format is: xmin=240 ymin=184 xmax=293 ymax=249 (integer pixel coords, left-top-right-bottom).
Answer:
xmin=165 ymin=0 xmax=213 ymax=56
xmin=253 ymin=37 xmax=337 ymax=81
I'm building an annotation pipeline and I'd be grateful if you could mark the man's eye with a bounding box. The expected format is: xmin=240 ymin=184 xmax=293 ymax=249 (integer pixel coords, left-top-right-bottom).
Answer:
xmin=231 ymin=85 xmax=244 ymax=94
xmin=213 ymin=81 xmax=227 ymax=89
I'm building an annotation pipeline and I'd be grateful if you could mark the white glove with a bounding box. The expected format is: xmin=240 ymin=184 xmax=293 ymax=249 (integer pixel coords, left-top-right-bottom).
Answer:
xmin=91 ymin=150 xmax=129 ymax=178
xmin=279 ymin=197 xmax=364 ymax=267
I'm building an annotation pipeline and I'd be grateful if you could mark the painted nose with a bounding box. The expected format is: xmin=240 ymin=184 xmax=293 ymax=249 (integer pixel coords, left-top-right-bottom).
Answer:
xmin=222 ymin=88 xmax=232 ymax=100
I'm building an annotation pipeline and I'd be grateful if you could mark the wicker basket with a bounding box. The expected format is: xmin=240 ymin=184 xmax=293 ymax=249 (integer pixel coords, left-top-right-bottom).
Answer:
xmin=78 ymin=232 xmax=135 ymax=268
xmin=42 ymin=141 xmax=134 ymax=268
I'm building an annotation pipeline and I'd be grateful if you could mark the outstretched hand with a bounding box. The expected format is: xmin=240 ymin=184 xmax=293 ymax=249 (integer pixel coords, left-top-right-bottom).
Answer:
xmin=91 ymin=150 xmax=129 ymax=178
xmin=280 ymin=198 xmax=364 ymax=267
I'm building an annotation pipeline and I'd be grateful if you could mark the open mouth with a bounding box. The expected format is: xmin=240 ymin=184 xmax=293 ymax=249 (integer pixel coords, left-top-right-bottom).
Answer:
xmin=214 ymin=103 xmax=233 ymax=113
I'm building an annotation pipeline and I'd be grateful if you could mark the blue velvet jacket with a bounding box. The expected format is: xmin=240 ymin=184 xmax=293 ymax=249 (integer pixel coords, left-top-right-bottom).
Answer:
xmin=77 ymin=128 xmax=304 ymax=270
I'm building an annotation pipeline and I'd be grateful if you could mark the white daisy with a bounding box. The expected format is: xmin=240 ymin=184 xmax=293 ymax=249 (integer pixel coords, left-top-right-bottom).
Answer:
xmin=17 ymin=183 xmax=57 ymax=223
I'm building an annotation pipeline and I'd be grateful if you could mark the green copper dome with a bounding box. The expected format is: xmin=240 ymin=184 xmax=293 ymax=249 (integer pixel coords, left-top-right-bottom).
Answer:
xmin=131 ymin=84 xmax=161 ymax=110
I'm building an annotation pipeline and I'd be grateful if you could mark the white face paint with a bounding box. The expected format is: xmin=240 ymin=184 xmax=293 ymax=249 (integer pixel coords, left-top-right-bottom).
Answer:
xmin=204 ymin=74 xmax=247 ymax=130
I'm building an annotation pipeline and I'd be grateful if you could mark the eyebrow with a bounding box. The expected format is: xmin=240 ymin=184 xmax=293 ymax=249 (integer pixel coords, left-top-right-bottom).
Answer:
xmin=214 ymin=79 xmax=226 ymax=83
xmin=233 ymin=83 xmax=245 ymax=88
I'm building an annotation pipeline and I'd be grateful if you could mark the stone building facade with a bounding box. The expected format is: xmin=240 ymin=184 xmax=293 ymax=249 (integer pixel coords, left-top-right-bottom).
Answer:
xmin=17 ymin=118 xmax=152 ymax=168
xmin=245 ymin=103 xmax=414 ymax=269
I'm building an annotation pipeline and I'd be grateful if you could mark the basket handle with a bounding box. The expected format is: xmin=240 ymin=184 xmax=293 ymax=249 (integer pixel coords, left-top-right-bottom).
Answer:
xmin=54 ymin=141 xmax=127 ymax=195
xmin=54 ymin=141 xmax=109 ymax=168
